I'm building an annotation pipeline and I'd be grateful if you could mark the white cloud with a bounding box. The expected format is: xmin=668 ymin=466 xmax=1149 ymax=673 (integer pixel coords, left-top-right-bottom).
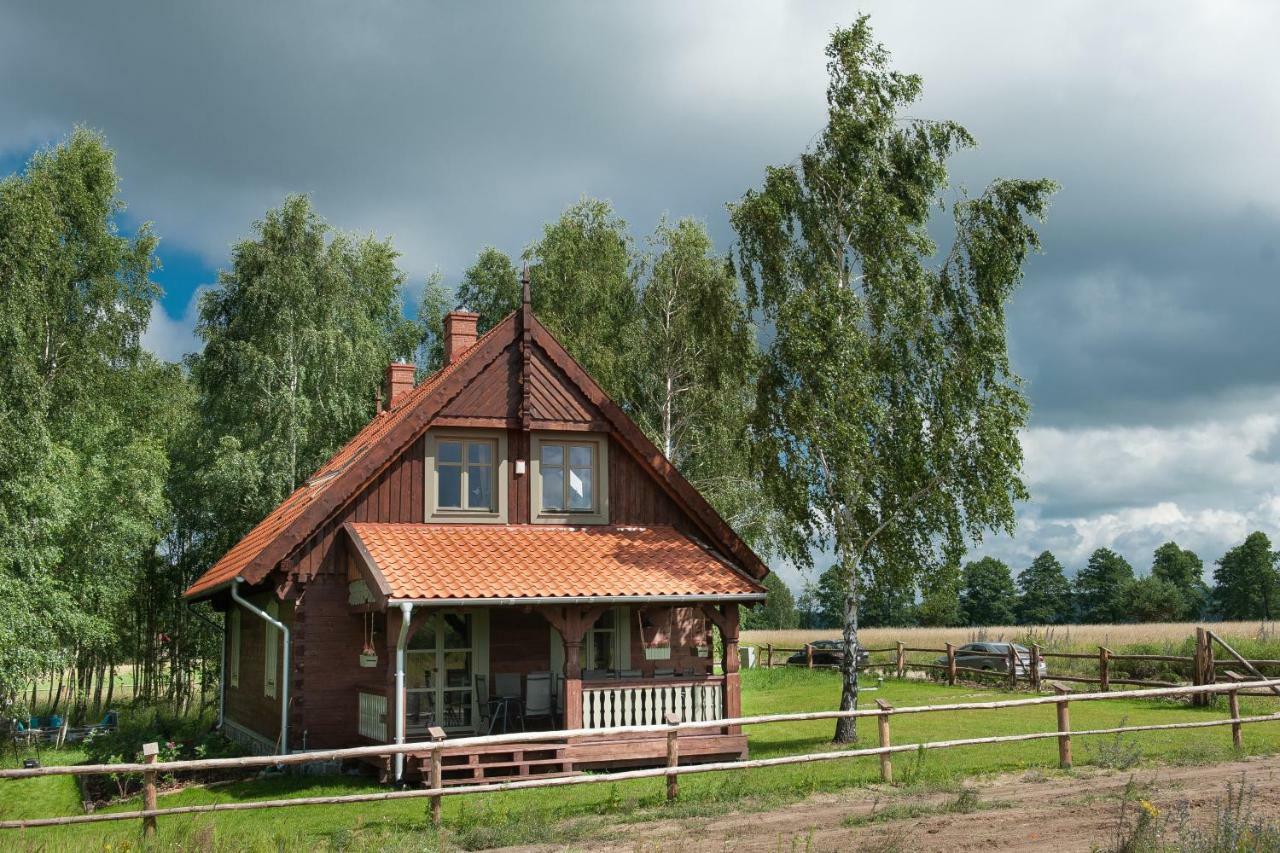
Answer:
xmin=985 ymin=395 xmax=1280 ymax=575
xmin=141 ymin=288 xmax=205 ymax=363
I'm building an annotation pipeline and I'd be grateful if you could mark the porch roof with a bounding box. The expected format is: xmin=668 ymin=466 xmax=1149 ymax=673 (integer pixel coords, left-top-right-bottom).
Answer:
xmin=344 ymin=522 xmax=765 ymax=603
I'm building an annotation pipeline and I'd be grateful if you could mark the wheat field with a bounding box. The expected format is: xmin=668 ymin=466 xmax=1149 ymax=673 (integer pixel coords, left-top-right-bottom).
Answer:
xmin=742 ymin=621 xmax=1280 ymax=653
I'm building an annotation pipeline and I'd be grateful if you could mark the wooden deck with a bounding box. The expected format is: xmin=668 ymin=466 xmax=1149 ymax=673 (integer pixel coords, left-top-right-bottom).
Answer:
xmin=365 ymin=729 xmax=748 ymax=785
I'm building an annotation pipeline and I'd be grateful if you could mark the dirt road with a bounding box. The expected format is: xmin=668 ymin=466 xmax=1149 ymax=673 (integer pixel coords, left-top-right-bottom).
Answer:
xmin=502 ymin=755 xmax=1280 ymax=852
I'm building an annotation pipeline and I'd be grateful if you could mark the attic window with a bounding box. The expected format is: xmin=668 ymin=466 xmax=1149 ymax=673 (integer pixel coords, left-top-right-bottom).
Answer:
xmin=437 ymin=439 xmax=496 ymax=511
xmin=426 ymin=430 xmax=509 ymax=523
xmin=530 ymin=433 xmax=608 ymax=525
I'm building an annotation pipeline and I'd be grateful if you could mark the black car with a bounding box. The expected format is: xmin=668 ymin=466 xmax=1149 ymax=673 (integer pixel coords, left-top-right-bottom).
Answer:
xmin=786 ymin=639 xmax=871 ymax=668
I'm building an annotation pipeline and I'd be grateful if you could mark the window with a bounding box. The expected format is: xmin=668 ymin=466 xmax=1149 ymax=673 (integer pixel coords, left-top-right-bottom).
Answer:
xmin=531 ymin=434 xmax=608 ymax=524
xmin=264 ymin=600 xmax=279 ymax=699
xmin=229 ymin=609 xmax=241 ymax=688
xmin=427 ymin=431 xmax=508 ymax=522
xmin=586 ymin=608 xmax=617 ymax=671
xmin=437 ymin=438 xmax=496 ymax=511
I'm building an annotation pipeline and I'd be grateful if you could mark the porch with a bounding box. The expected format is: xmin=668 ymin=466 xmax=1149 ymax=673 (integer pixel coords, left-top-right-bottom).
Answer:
xmin=352 ymin=599 xmax=746 ymax=783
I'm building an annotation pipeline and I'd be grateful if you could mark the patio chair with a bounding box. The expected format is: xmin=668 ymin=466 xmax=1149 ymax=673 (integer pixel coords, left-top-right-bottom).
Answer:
xmin=475 ymin=675 xmax=503 ymax=735
xmin=525 ymin=672 xmax=553 ymax=728
xmin=494 ymin=673 xmax=524 ymax=733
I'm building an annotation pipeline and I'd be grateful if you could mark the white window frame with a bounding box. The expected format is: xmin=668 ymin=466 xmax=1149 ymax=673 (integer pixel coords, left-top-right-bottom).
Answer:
xmin=584 ymin=606 xmax=631 ymax=672
xmin=229 ymin=608 xmax=241 ymax=688
xmin=264 ymin=600 xmax=279 ymax=699
xmin=425 ymin=430 xmax=509 ymax=523
xmin=530 ymin=432 xmax=609 ymax=525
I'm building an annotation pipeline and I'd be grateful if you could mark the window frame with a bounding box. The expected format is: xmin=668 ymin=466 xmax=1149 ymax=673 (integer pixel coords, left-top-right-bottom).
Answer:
xmin=529 ymin=432 xmax=609 ymax=525
xmin=426 ymin=429 xmax=509 ymax=523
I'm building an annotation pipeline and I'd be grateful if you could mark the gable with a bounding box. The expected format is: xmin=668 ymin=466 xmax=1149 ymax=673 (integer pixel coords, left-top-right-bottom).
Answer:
xmin=183 ymin=304 xmax=767 ymax=601
xmin=527 ymin=342 xmax=606 ymax=426
xmin=437 ymin=340 xmax=521 ymax=421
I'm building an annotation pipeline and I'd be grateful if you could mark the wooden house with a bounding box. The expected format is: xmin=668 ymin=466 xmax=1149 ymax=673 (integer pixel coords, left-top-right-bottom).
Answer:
xmin=183 ymin=285 xmax=768 ymax=784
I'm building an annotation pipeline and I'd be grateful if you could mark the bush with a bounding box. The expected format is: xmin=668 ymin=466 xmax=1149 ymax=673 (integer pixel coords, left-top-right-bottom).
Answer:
xmin=82 ymin=705 xmax=238 ymax=767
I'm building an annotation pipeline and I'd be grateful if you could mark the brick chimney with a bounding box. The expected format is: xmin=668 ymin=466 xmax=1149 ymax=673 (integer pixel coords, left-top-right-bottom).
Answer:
xmin=383 ymin=361 xmax=415 ymax=411
xmin=443 ymin=311 xmax=479 ymax=364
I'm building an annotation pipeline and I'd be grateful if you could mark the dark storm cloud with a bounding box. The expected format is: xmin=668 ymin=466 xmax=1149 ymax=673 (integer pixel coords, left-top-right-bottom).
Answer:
xmin=4 ymin=1 xmax=1279 ymax=580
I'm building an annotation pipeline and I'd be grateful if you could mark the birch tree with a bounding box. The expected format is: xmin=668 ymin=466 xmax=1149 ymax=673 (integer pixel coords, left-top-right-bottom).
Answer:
xmin=731 ymin=18 xmax=1055 ymax=742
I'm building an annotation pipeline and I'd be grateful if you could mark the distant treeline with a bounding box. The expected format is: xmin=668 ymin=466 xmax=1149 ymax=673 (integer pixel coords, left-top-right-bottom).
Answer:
xmin=744 ymin=533 xmax=1280 ymax=630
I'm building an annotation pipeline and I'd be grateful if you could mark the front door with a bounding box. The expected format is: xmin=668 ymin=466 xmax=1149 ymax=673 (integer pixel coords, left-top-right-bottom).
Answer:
xmin=406 ymin=611 xmax=476 ymax=735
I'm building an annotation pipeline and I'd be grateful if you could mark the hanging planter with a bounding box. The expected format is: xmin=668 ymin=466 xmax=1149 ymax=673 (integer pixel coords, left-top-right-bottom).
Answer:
xmin=637 ymin=606 xmax=672 ymax=661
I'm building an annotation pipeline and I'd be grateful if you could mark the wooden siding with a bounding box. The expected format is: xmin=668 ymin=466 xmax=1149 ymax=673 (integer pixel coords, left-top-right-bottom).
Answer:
xmin=224 ymin=593 xmax=292 ymax=745
xmin=438 ymin=342 xmax=521 ymax=421
xmin=608 ymin=437 xmax=687 ymax=528
xmin=527 ymin=342 xmax=602 ymax=426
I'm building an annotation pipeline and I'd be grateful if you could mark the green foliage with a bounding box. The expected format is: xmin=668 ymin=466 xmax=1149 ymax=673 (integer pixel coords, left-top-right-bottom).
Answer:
xmin=632 ymin=217 xmax=770 ymax=546
xmin=415 ymin=271 xmax=449 ymax=374
xmin=1074 ymin=548 xmax=1136 ymax=624
xmin=959 ymin=557 xmax=1017 ymax=626
xmin=743 ymin=574 xmax=799 ymax=630
xmin=187 ymin=194 xmax=418 ymax=559
xmin=1150 ymin=541 xmax=1208 ymax=620
xmin=524 ymin=197 xmax=639 ymax=403
xmin=917 ymin=564 xmax=963 ymax=627
xmin=455 ymin=246 xmax=521 ymax=334
xmin=0 ymin=127 xmax=170 ymax=700
xmin=1016 ymin=551 xmax=1073 ymax=624
xmin=730 ymin=16 xmax=1055 ymax=739
xmin=1124 ymin=574 xmax=1187 ymax=623
xmin=1213 ymin=531 xmax=1279 ymax=620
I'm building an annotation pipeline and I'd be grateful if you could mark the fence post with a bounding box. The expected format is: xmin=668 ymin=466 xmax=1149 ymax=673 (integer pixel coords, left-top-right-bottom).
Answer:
xmin=1193 ymin=627 xmax=1208 ymax=707
xmin=427 ymin=725 xmax=446 ymax=828
xmin=806 ymin=643 xmax=814 ymax=669
xmin=1099 ymin=647 xmax=1111 ymax=692
xmin=875 ymin=699 xmax=893 ymax=783
xmin=664 ymin=712 xmax=680 ymax=802
xmin=1008 ymin=645 xmax=1018 ymax=689
xmin=766 ymin=644 xmax=773 ymax=670
xmin=896 ymin=641 xmax=906 ymax=679
xmin=1031 ymin=643 xmax=1042 ymax=691
xmin=141 ymin=741 xmax=158 ymax=838
xmin=946 ymin=643 xmax=957 ymax=686
xmin=1228 ymin=687 xmax=1242 ymax=750
xmin=1051 ymin=682 xmax=1072 ymax=769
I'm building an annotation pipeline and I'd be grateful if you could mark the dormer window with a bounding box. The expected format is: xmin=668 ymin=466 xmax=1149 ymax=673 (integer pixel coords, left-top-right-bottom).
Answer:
xmin=531 ymin=433 xmax=609 ymax=524
xmin=437 ymin=439 xmax=495 ymax=511
xmin=427 ymin=430 xmax=508 ymax=522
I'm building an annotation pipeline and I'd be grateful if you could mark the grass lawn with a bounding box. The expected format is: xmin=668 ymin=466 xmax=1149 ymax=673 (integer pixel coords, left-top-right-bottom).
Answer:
xmin=3 ymin=669 xmax=1278 ymax=851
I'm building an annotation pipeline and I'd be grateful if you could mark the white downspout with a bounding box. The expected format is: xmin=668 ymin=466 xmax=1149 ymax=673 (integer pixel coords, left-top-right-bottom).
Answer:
xmin=394 ymin=601 xmax=414 ymax=782
xmin=232 ymin=579 xmax=290 ymax=755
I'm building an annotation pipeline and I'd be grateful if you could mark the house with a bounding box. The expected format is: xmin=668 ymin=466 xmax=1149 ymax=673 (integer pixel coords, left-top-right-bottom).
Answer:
xmin=182 ymin=280 xmax=769 ymax=784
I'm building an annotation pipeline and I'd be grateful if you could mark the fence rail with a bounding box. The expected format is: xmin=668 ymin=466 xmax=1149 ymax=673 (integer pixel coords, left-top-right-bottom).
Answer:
xmin=752 ymin=628 xmax=1277 ymax=700
xmin=4 ymin=677 xmax=1279 ymax=835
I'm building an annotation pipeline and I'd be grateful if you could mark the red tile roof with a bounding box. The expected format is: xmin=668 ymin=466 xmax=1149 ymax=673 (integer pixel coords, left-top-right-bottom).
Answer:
xmin=345 ymin=523 xmax=765 ymax=601
xmin=182 ymin=319 xmax=511 ymax=599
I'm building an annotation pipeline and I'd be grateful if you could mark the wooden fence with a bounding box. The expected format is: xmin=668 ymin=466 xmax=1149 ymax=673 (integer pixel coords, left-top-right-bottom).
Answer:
xmin=3 ymin=677 xmax=1279 ymax=837
xmin=754 ymin=629 xmax=1273 ymax=705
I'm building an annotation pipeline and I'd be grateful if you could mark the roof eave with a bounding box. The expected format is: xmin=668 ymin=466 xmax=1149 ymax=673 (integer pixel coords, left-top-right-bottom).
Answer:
xmin=383 ymin=593 xmax=768 ymax=607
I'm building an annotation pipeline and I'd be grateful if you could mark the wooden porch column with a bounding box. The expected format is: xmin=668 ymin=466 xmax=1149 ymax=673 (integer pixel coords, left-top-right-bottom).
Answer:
xmin=563 ymin=639 xmax=583 ymax=730
xmin=539 ymin=604 xmax=608 ymax=730
xmin=700 ymin=602 xmax=741 ymax=733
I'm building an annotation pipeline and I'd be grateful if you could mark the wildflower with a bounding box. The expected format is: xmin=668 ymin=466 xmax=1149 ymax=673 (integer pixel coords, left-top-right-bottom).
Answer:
xmin=1138 ymin=799 xmax=1159 ymax=819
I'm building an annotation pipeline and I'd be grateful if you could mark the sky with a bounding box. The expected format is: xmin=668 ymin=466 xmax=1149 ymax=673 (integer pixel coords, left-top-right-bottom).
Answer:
xmin=3 ymin=1 xmax=1278 ymax=592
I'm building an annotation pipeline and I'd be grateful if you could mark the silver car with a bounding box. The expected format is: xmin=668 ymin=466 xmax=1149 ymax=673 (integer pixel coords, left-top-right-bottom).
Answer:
xmin=937 ymin=642 xmax=1049 ymax=677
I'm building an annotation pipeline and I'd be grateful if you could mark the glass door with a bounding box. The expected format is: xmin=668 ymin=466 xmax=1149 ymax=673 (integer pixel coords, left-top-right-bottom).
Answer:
xmin=405 ymin=612 xmax=475 ymax=736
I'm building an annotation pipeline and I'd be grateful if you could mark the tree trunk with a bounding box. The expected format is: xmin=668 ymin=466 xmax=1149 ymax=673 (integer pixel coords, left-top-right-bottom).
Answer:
xmin=833 ymin=556 xmax=861 ymax=743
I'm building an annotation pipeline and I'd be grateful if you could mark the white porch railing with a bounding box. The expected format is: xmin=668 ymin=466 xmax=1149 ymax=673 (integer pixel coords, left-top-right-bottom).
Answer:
xmin=358 ymin=690 xmax=387 ymax=741
xmin=583 ymin=678 xmax=724 ymax=729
